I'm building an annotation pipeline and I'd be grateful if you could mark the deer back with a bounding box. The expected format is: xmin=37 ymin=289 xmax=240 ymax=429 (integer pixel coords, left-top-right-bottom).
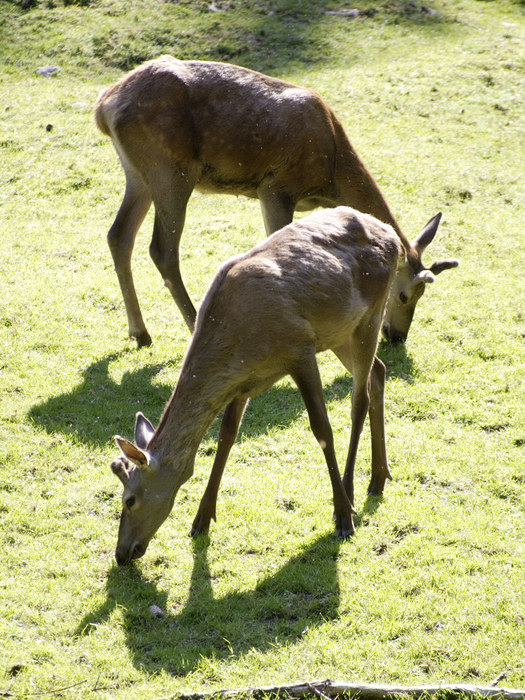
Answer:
xmin=95 ymin=55 xmax=341 ymax=201
xmin=187 ymin=207 xmax=401 ymax=384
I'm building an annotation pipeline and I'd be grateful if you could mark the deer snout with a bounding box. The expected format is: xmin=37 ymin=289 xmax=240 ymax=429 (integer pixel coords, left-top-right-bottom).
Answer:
xmin=115 ymin=541 xmax=146 ymax=566
xmin=382 ymin=323 xmax=406 ymax=344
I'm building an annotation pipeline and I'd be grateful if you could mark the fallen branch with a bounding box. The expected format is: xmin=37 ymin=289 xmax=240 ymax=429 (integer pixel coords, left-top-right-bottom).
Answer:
xmin=0 ymin=679 xmax=87 ymax=698
xmin=174 ymin=680 xmax=525 ymax=700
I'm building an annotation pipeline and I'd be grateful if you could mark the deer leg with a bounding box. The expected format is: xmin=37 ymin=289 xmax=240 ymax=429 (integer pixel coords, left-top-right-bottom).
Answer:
xmin=107 ymin=173 xmax=153 ymax=347
xmin=258 ymin=188 xmax=295 ymax=235
xmin=191 ymin=397 xmax=248 ymax=537
xmin=367 ymin=356 xmax=391 ymax=496
xmin=291 ymin=353 xmax=355 ymax=538
xmin=150 ymin=173 xmax=197 ymax=332
xmin=333 ymin=336 xmax=378 ymax=507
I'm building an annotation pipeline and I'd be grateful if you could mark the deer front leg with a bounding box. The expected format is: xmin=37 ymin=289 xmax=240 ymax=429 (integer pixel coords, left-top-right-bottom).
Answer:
xmin=258 ymin=187 xmax=295 ymax=235
xmin=342 ymin=379 xmax=370 ymax=508
xmin=367 ymin=356 xmax=392 ymax=496
xmin=333 ymin=336 xmax=377 ymax=507
xmin=292 ymin=354 xmax=355 ymax=538
xmin=191 ymin=397 xmax=248 ymax=536
xmin=107 ymin=173 xmax=153 ymax=347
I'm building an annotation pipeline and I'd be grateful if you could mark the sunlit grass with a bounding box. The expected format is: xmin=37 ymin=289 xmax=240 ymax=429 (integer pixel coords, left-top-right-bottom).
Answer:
xmin=0 ymin=0 xmax=524 ymax=697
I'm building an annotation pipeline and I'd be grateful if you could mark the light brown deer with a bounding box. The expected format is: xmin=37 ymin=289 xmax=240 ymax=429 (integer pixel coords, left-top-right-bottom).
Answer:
xmin=109 ymin=206 xmax=442 ymax=566
xmin=95 ymin=55 xmax=457 ymax=348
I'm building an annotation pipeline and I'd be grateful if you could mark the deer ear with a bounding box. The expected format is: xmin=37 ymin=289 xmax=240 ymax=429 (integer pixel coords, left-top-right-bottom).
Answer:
xmin=430 ymin=258 xmax=459 ymax=275
xmin=414 ymin=212 xmax=442 ymax=254
xmin=134 ymin=412 xmax=155 ymax=450
xmin=114 ymin=435 xmax=150 ymax=469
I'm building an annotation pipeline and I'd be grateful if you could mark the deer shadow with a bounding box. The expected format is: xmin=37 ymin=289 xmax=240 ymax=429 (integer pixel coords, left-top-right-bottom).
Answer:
xmin=28 ymin=352 xmax=171 ymax=449
xmin=27 ymin=351 xmax=305 ymax=448
xmin=28 ymin=341 xmax=413 ymax=449
xmin=378 ymin=339 xmax=415 ymax=384
xmin=76 ymin=531 xmax=346 ymax=677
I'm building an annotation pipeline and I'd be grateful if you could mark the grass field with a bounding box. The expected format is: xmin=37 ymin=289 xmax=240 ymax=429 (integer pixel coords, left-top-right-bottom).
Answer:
xmin=0 ymin=0 xmax=524 ymax=698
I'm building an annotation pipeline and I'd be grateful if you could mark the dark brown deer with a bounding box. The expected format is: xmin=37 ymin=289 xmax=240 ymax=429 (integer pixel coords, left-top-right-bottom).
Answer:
xmin=95 ymin=55 xmax=457 ymax=348
xmin=109 ymin=206 xmax=442 ymax=565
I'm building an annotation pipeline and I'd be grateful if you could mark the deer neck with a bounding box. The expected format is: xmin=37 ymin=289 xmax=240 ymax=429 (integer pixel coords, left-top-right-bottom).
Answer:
xmin=333 ymin=120 xmax=411 ymax=253
xmin=148 ymin=357 xmax=234 ymax=482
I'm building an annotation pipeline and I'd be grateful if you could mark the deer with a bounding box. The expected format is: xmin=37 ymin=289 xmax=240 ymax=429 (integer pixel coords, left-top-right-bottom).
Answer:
xmin=109 ymin=205 xmax=443 ymax=566
xmin=95 ymin=55 xmax=458 ymax=348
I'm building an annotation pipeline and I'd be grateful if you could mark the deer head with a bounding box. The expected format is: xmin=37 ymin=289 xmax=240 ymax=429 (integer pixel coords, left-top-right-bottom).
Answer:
xmin=382 ymin=213 xmax=459 ymax=343
xmin=110 ymin=413 xmax=181 ymax=565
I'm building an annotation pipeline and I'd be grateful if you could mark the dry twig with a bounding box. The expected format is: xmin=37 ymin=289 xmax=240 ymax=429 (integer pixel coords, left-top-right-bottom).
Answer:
xmin=174 ymin=679 xmax=525 ymax=700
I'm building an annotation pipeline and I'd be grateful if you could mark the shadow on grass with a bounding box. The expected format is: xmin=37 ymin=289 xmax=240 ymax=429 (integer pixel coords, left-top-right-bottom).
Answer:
xmin=378 ymin=339 xmax=415 ymax=383
xmin=88 ymin=0 xmax=450 ymax=75
xmin=27 ymin=351 xmax=305 ymax=447
xmin=28 ymin=342 xmax=414 ymax=448
xmin=28 ymin=352 xmax=171 ymax=448
xmin=76 ymin=532 xmax=343 ymax=676
xmin=243 ymin=0 xmax=450 ymax=74
xmin=355 ymin=491 xmax=385 ymax=528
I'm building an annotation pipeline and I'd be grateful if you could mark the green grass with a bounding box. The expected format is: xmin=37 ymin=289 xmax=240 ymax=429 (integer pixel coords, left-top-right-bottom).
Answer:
xmin=1 ymin=0 xmax=524 ymax=697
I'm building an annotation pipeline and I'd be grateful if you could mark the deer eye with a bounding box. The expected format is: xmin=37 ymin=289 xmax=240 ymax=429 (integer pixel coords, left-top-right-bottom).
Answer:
xmin=399 ymin=292 xmax=408 ymax=304
xmin=125 ymin=496 xmax=136 ymax=510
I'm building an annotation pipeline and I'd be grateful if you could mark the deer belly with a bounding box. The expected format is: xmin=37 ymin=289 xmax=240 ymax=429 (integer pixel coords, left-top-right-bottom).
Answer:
xmin=195 ymin=170 xmax=260 ymax=198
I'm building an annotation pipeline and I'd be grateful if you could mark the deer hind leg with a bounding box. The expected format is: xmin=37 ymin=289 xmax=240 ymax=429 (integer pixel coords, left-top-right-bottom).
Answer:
xmin=107 ymin=170 xmax=153 ymax=347
xmin=149 ymin=171 xmax=197 ymax=332
xmin=291 ymin=352 xmax=355 ymax=538
xmin=191 ymin=397 xmax=248 ymax=537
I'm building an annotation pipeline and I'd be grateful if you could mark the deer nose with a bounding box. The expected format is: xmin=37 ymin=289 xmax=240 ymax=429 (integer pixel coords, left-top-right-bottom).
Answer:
xmin=131 ymin=542 xmax=145 ymax=559
xmin=115 ymin=548 xmax=130 ymax=566
xmin=115 ymin=541 xmax=145 ymax=566
xmin=382 ymin=324 xmax=406 ymax=344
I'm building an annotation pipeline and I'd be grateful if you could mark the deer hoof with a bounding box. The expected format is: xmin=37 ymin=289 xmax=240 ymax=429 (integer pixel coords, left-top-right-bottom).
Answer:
xmin=190 ymin=525 xmax=209 ymax=538
xmin=334 ymin=511 xmax=355 ymax=539
xmin=190 ymin=513 xmax=212 ymax=538
xmin=134 ymin=330 xmax=153 ymax=348
xmin=367 ymin=474 xmax=389 ymax=496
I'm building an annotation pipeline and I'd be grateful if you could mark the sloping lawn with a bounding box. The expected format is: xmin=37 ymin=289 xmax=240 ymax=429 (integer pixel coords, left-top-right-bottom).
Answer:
xmin=0 ymin=1 xmax=524 ymax=697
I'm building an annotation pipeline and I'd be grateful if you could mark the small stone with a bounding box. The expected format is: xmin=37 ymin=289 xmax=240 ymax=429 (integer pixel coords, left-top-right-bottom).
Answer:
xmin=325 ymin=8 xmax=360 ymax=17
xmin=35 ymin=66 xmax=60 ymax=78
xmin=149 ymin=604 xmax=165 ymax=618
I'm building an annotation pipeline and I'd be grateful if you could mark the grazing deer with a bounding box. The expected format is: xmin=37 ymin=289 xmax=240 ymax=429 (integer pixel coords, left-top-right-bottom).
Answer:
xmin=109 ymin=206 xmax=442 ymax=565
xmin=95 ymin=55 xmax=458 ymax=348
